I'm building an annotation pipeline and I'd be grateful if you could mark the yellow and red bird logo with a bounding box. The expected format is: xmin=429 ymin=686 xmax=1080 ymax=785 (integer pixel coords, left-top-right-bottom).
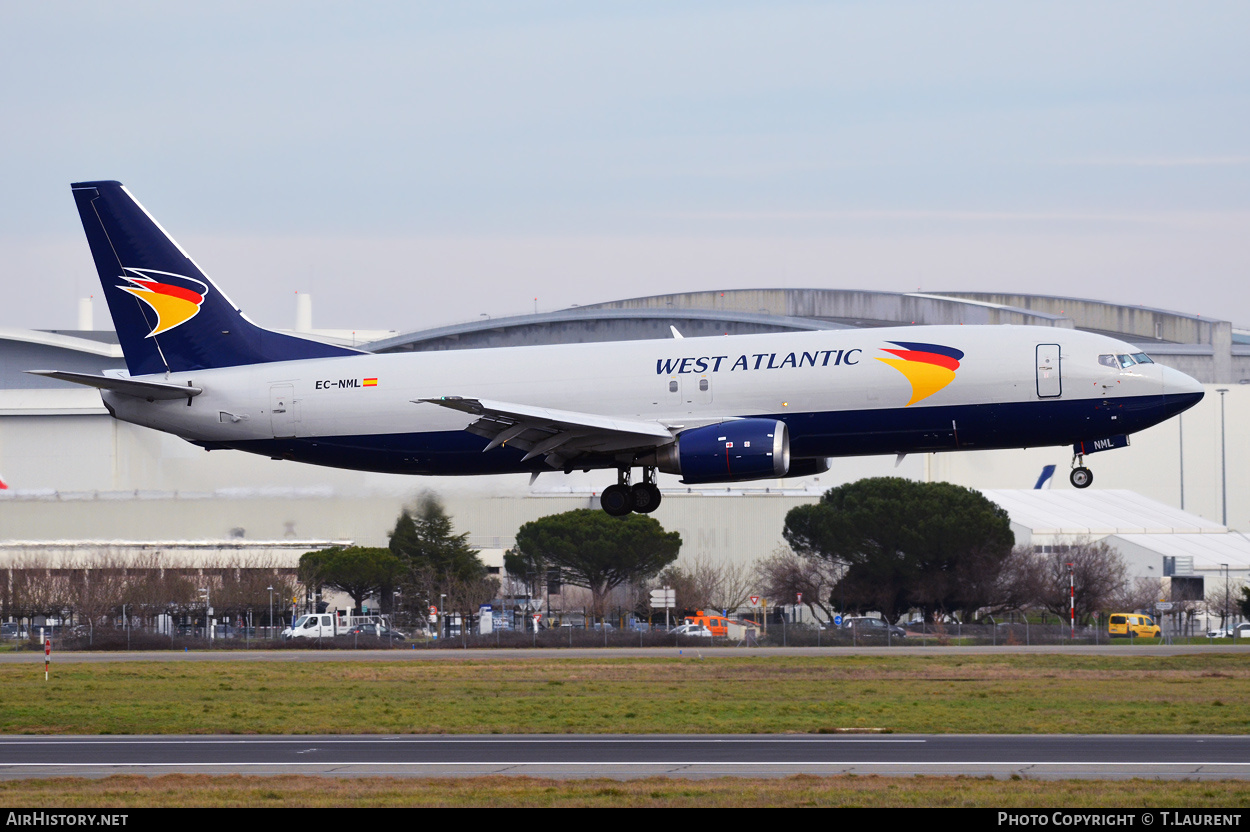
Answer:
xmin=117 ymin=268 xmax=208 ymax=337
xmin=876 ymin=341 xmax=964 ymax=406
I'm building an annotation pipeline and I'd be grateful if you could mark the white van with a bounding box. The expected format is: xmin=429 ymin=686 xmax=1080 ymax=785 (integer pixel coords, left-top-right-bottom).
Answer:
xmin=282 ymin=613 xmax=342 ymax=640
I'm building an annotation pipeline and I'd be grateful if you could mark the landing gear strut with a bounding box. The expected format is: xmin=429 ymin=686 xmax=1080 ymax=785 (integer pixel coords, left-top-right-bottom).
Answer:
xmin=1070 ymin=454 xmax=1093 ymax=489
xmin=600 ymin=467 xmax=662 ymax=515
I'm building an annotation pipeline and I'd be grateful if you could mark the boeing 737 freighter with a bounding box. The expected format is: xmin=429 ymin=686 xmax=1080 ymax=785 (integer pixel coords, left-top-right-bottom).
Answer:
xmin=33 ymin=181 xmax=1204 ymax=515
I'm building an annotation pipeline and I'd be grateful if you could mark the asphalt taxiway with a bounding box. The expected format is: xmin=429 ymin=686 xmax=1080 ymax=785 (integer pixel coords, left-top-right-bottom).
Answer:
xmin=1 ymin=734 xmax=1246 ymax=780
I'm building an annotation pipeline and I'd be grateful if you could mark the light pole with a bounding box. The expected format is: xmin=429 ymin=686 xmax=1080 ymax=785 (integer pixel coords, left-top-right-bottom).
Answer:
xmin=198 ymin=587 xmax=211 ymax=645
xmin=1067 ymin=562 xmax=1076 ymax=640
xmin=1178 ymin=414 xmax=1185 ymax=510
xmin=1223 ymin=563 xmax=1230 ymax=633
xmin=1217 ymin=388 xmax=1229 ymax=526
xmin=267 ymin=585 xmax=274 ymax=640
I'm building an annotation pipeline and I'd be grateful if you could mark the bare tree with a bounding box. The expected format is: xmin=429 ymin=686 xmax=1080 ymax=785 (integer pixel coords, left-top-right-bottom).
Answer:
xmin=215 ymin=558 xmax=299 ymax=627
xmin=1035 ymin=540 xmax=1130 ymax=624
xmin=5 ymin=559 xmax=62 ymax=621
xmin=753 ymin=546 xmax=843 ymax=624
xmin=1206 ymin=578 xmax=1246 ymax=630
xmin=59 ymin=557 xmax=132 ymax=628
xmin=115 ymin=553 xmax=194 ymax=627
xmin=711 ymin=558 xmax=756 ymax=614
xmin=655 ymin=553 xmax=753 ymax=615
xmin=1112 ymin=576 xmax=1164 ymax=615
xmin=983 ymin=545 xmax=1046 ymax=618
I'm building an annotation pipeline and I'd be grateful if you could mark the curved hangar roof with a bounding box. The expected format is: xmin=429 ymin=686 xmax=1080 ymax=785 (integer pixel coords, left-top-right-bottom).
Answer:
xmin=369 ymin=288 xmax=1216 ymax=348
xmin=368 ymin=289 xmax=1247 ymax=384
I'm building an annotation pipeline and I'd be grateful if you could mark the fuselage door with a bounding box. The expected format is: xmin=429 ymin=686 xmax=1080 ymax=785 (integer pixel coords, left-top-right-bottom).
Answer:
xmin=270 ymin=383 xmax=296 ymax=437
xmin=695 ymin=375 xmax=713 ymax=404
xmin=1036 ymin=344 xmax=1062 ymax=398
xmin=662 ymin=376 xmax=682 ymax=408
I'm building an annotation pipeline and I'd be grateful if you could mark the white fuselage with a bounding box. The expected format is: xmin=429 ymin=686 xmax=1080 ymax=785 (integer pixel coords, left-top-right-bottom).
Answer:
xmin=101 ymin=325 xmax=1203 ymax=476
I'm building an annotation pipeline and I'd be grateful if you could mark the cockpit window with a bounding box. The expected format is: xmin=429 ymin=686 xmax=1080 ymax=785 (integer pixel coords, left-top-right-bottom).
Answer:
xmin=1131 ymin=353 xmax=1154 ymax=364
xmin=1117 ymin=354 xmax=1137 ymax=369
xmin=1098 ymin=354 xmax=1117 ymax=368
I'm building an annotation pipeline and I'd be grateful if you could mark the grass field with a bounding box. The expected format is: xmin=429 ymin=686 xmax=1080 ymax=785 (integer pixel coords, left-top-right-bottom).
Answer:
xmin=2 ymin=653 xmax=1248 ymax=735
xmin=1 ymin=774 xmax=1247 ymax=808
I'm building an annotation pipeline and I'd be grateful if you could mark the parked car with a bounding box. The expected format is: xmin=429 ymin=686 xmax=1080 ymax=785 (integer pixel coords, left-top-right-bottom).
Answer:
xmin=670 ymin=623 xmax=714 ymax=638
xmin=1207 ymin=623 xmax=1250 ymax=639
xmin=1107 ymin=613 xmax=1160 ymax=639
xmin=0 ymin=623 xmax=28 ymax=639
xmin=841 ymin=616 xmax=907 ymax=638
xmin=345 ymin=624 xmax=407 ymax=641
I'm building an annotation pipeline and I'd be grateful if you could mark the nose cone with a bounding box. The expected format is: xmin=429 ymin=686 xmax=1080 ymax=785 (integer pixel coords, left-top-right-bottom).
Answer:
xmin=1162 ymin=365 xmax=1204 ymax=396
xmin=1161 ymin=365 xmax=1205 ymax=408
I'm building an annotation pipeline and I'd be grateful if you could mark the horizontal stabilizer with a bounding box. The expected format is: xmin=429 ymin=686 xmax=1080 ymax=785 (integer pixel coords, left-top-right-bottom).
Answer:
xmin=27 ymin=370 xmax=202 ymax=400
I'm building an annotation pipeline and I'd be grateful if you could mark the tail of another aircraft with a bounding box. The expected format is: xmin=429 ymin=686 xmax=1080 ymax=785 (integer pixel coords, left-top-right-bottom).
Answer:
xmin=70 ymin=181 xmax=359 ymax=376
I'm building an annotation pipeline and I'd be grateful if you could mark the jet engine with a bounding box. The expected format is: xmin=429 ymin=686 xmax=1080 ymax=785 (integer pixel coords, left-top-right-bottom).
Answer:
xmin=644 ymin=419 xmax=790 ymax=484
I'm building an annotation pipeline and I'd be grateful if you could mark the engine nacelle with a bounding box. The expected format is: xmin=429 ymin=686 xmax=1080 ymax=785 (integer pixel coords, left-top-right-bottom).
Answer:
xmin=782 ymin=457 xmax=831 ymax=478
xmin=645 ymin=419 xmax=790 ymax=484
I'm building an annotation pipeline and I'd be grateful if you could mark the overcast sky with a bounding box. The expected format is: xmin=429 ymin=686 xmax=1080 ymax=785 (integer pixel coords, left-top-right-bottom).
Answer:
xmin=2 ymin=1 xmax=1248 ymax=333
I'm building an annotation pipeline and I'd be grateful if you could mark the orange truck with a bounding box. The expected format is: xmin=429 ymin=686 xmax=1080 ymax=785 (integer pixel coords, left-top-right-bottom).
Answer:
xmin=682 ymin=611 xmax=732 ymax=637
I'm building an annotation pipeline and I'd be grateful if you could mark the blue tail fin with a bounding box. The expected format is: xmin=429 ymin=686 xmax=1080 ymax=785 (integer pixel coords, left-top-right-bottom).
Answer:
xmin=71 ymin=181 xmax=360 ymax=376
xmin=1034 ymin=464 xmax=1056 ymax=489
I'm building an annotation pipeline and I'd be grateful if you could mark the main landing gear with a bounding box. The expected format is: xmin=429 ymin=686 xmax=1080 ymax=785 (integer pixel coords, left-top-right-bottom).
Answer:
xmin=1070 ymin=454 xmax=1093 ymax=489
xmin=600 ymin=467 xmax=662 ymax=516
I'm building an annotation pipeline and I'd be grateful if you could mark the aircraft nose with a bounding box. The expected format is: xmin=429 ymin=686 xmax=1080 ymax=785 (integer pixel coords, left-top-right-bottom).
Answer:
xmin=1161 ymin=365 xmax=1205 ymax=399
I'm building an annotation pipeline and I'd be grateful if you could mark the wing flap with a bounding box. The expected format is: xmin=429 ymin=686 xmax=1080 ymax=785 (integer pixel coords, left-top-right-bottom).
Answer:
xmin=416 ymin=396 xmax=674 ymax=467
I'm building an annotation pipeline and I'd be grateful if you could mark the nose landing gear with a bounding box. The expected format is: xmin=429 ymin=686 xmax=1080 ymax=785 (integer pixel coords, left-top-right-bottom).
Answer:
xmin=1070 ymin=454 xmax=1093 ymax=489
xmin=600 ymin=467 xmax=662 ymax=515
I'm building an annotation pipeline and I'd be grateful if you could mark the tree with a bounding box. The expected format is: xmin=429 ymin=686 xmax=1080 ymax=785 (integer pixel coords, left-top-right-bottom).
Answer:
xmin=753 ymin=546 xmax=843 ymax=624
xmin=783 ymin=477 xmax=1015 ymax=622
xmin=1035 ymin=540 xmax=1128 ymax=624
xmin=656 ymin=553 xmax=754 ymax=617
xmin=389 ymin=494 xmax=494 ymax=619
xmin=510 ymin=509 xmax=681 ymax=619
xmin=390 ymin=494 xmax=485 ymax=584
xmin=298 ymin=546 xmax=404 ymax=613
xmin=211 ymin=560 xmax=299 ymax=627
xmin=983 ymin=545 xmax=1046 ymax=619
xmin=1207 ymin=578 xmax=1246 ymax=630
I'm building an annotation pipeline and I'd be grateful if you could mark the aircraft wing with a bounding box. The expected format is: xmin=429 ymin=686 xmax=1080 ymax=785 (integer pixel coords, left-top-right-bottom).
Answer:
xmin=26 ymin=370 xmax=202 ymax=400
xmin=416 ymin=396 xmax=674 ymax=468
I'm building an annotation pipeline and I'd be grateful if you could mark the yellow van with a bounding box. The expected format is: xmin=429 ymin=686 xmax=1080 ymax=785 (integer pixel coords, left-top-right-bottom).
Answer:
xmin=1108 ymin=613 xmax=1161 ymax=639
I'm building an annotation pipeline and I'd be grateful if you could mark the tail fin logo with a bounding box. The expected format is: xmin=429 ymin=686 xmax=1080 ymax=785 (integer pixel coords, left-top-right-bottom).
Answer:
xmin=876 ymin=341 xmax=964 ymax=406
xmin=116 ymin=268 xmax=208 ymax=337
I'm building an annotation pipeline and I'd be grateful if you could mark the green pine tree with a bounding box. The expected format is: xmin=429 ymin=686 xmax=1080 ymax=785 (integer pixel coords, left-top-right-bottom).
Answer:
xmin=390 ymin=493 xmax=493 ymax=622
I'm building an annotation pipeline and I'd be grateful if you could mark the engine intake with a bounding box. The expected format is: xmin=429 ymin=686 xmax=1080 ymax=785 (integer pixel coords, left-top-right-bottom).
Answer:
xmin=646 ymin=419 xmax=790 ymax=484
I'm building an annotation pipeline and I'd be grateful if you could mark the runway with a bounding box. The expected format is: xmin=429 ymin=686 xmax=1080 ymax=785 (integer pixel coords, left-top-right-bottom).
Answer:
xmin=1 ymin=735 xmax=1246 ymax=780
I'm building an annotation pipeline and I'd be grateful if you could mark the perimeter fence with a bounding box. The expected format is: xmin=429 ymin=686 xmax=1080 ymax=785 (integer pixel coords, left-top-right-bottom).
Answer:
xmin=3 ymin=621 xmax=1220 ymax=651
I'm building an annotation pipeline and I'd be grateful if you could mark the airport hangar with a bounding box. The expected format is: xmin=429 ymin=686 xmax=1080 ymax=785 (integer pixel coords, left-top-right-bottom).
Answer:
xmin=1 ymin=288 xmax=1247 ymax=613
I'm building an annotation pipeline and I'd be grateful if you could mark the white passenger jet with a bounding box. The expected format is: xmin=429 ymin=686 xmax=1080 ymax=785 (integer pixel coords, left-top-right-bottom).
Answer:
xmin=32 ymin=181 xmax=1204 ymax=515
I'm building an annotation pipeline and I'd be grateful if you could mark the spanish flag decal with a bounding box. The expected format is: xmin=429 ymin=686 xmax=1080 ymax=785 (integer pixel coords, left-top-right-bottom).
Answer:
xmin=876 ymin=341 xmax=964 ymax=406
xmin=363 ymin=378 xmax=378 ymax=387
